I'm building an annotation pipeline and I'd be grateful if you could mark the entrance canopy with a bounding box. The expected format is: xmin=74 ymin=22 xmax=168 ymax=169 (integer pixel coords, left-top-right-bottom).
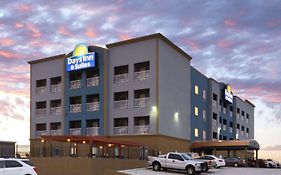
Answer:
xmin=41 ymin=135 xmax=145 ymax=147
xmin=191 ymin=139 xmax=260 ymax=151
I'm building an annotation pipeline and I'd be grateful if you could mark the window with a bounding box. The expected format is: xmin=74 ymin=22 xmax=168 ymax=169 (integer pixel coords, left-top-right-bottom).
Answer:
xmin=194 ymin=128 xmax=199 ymax=137
xmin=195 ymin=85 xmax=199 ymax=95
xmin=0 ymin=161 xmax=4 ymax=168
xmin=203 ymin=110 xmax=206 ymax=121
xmin=213 ymin=132 xmax=217 ymax=139
xmin=168 ymin=154 xmax=184 ymax=161
xmin=194 ymin=107 xmax=199 ymax=116
xmin=203 ymin=130 xmax=206 ymax=140
xmin=5 ymin=160 xmax=23 ymax=168
xmin=203 ymin=90 xmax=206 ymax=99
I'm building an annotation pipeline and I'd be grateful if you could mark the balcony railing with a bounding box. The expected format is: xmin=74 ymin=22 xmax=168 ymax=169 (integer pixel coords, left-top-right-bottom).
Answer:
xmin=36 ymin=131 xmax=47 ymax=138
xmin=246 ymin=133 xmax=249 ymax=138
xmin=35 ymin=108 xmax=46 ymax=116
xmin=212 ymin=100 xmax=217 ymax=108
xmin=69 ymin=104 xmax=81 ymax=113
xmin=36 ymin=86 xmax=47 ymax=95
xmin=230 ymin=112 xmax=233 ymax=117
xmin=237 ymin=129 xmax=240 ymax=134
xmin=223 ymin=108 xmax=226 ymax=114
xmin=70 ymin=80 xmax=81 ymax=89
xmin=86 ymin=127 xmax=99 ymax=136
xmin=50 ymin=129 xmax=62 ymax=136
xmin=241 ymin=116 xmax=244 ymax=121
xmin=222 ymin=125 xmax=226 ymax=131
xmin=114 ymin=100 xmax=128 ymax=109
xmin=241 ymin=130 xmax=244 ymax=136
xmin=230 ymin=127 xmax=233 ymax=133
xmin=134 ymin=70 xmax=149 ymax=81
xmin=50 ymin=107 xmax=62 ymax=115
xmin=212 ymin=119 xmax=217 ymax=126
xmin=50 ymin=84 xmax=62 ymax=93
xmin=69 ymin=128 xmax=81 ymax=135
xmin=133 ymin=98 xmax=149 ymax=108
xmin=113 ymin=126 xmax=128 ymax=135
xmin=134 ymin=125 xmax=149 ymax=134
xmin=246 ymin=118 xmax=249 ymax=123
xmin=114 ymin=73 xmax=128 ymax=84
xmin=87 ymin=77 xmax=99 ymax=87
xmin=86 ymin=102 xmax=99 ymax=111
xmin=236 ymin=114 xmax=240 ymax=120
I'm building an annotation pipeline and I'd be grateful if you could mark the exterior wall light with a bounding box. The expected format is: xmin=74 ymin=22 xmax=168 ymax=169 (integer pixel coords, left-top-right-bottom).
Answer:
xmin=67 ymin=139 xmax=71 ymax=142
xmin=82 ymin=141 xmax=86 ymax=144
xmin=41 ymin=139 xmax=44 ymax=143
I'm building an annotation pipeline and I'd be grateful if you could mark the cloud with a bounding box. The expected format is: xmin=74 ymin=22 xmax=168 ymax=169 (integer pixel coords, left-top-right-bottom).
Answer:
xmin=263 ymin=145 xmax=281 ymax=151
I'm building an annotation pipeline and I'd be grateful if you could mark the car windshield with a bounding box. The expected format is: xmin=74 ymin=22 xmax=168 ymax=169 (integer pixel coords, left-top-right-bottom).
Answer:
xmin=181 ymin=154 xmax=192 ymax=160
xmin=21 ymin=160 xmax=34 ymax=166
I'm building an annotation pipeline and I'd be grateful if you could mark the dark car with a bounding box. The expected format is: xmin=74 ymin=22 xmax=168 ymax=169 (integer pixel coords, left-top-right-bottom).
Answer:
xmin=224 ymin=157 xmax=245 ymax=167
xmin=247 ymin=159 xmax=266 ymax=168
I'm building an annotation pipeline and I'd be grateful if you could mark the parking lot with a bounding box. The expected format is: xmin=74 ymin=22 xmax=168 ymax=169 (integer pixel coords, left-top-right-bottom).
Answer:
xmin=120 ymin=167 xmax=281 ymax=175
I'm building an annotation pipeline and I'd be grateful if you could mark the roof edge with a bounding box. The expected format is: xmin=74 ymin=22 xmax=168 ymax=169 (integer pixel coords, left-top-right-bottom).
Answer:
xmin=106 ymin=33 xmax=192 ymax=61
xmin=28 ymin=54 xmax=66 ymax=65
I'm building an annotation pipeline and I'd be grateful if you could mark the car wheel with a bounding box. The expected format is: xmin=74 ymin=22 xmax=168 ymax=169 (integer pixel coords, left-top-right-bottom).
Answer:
xmin=234 ymin=163 xmax=239 ymax=167
xmin=186 ymin=165 xmax=195 ymax=175
xmin=152 ymin=162 xmax=161 ymax=171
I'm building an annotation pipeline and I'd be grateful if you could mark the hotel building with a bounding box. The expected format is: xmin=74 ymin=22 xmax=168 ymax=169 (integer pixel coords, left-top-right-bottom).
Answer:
xmin=28 ymin=33 xmax=255 ymax=156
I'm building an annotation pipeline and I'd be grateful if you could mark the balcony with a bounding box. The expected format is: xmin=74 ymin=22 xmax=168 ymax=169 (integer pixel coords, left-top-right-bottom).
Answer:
xmin=246 ymin=133 xmax=249 ymax=138
xmin=50 ymin=129 xmax=62 ymax=136
xmin=237 ymin=129 xmax=240 ymax=134
xmin=86 ymin=102 xmax=99 ymax=111
xmin=230 ymin=112 xmax=233 ymax=117
xmin=134 ymin=125 xmax=149 ymax=134
xmin=69 ymin=104 xmax=81 ymax=113
xmin=50 ymin=84 xmax=62 ymax=93
xmin=212 ymin=119 xmax=217 ymax=126
xmin=86 ymin=127 xmax=99 ymax=136
xmin=114 ymin=100 xmax=128 ymax=109
xmin=223 ymin=108 xmax=226 ymax=114
xmin=114 ymin=73 xmax=128 ymax=84
xmin=35 ymin=108 xmax=46 ymax=116
xmin=114 ymin=126 xmax=128 ymax=135
xmin=36 ymin=131 xmax=47 ymax=138
xmin=222 ymin=125 xmax=226 ymax=131
xmin=87 ymin=77 xmax=99 ymax=87
xmin=230 ymin=127 xmax=233 ymax=133
xmin=69 ymin=128 xmax=81 ymax=135
xmin=246 ymin=118 xmax=249 ymax=123
xmin=236 ymin=114 xmax=240 ymax=120
xmin=50 ymin=107 xmax=62 ymax=116
xmin=212 ymin=100 xmax=217 ymax=108
xmin=36 ymin=86 xmax=46 ymax=95
xmin=134 ymin=70 xmax=149 ymax=81
xmin=134 ymin=98 xmax=149 ymax=108
xmin=70 ymin=80 xmax=81 ymax=89
xmin=241 ymin=130 xmax=244 ymax=136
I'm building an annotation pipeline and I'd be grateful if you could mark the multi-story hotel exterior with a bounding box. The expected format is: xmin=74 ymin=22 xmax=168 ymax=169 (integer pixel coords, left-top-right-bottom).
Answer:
xmin=28 ymin=33 xmax=255 ymax=156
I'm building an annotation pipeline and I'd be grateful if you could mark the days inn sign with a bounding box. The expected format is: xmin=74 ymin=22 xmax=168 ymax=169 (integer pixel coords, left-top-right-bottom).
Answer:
xmin=66 ymin=43 xmax=96 ymax=72
xmin=224 ymin=84 xmax=233 ymax=103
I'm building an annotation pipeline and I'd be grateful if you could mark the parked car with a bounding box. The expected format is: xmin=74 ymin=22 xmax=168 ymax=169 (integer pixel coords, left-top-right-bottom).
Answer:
xmin=0 ymin=158 xmax=38 ymax=175
xmin=224 ymin=156 xmax=246 ymax=167
xmin=148 ymin=152 xmax=206 ymax=175
xmin=247 ymin=159 xmax=266 ymax=168
xmin=185 ymin=152 xmax=216 ymax=169
xmin=199 ymin=155 xmax=225 ymax=168
xmin=265 ymin=159 xmax=279 ymax=168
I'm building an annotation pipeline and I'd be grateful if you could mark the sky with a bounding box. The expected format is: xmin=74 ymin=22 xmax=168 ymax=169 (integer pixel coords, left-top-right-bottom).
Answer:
xmin=0 ymin=0 xmax=280 ymax=160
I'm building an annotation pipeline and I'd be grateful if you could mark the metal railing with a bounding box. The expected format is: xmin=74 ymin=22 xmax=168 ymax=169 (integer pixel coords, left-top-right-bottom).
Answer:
xmin=212 ymin=119 xmax=217 ymax=126
xmin=50 ymin=129 xmax=62 ymax=136
xmin=236 ymin=113 xmax=240 ymax=120
xmin=86 ymin=127 xmax=99 ymax=136
xmin=230 ymin=112 xmax=233 ymax=117
xmin=230 ymin=127 xmax=233 ymax=133
xmin=241 ymin=130 xmax=244 ymax=136
xmin=36 ymin=86 xmax=47 ymax=95
xmin=246 ymin=118 xmax=249 ymax=123
xmin=223 ymin=108 xmax=226 ymax=114
xmin=134 ymin=125 xmax=149 ymax=134
xmin=134 ymin=70 xmax=149 ymax=81
xmin=223 ymin=125 xmax=226 ymax=131
xmin=133 ymin=98 xmax=149 ymax=108
xmin=246 ymin=133 xmax=249 ymax=138
xmin=50 ymin=107 xmax=62 ymax=115
xmin=237 ymin=129 xmax=240 ymax=135
xmin=69 ymin=128 xmax=81 ymax=135
xmin=35 ymin=108 xmax=46 ymax=116
xmin=212 ymin=100 xmax=217 ymax=108
xmin=87 ymin=77 xmax=99 ymax=87
xmin=69 ymin=104 xmax=81 ymax=113
xmin=113 ymin=126 xmax=128 ymax=135
xmin=70 ymin=80 xmax=81 ymax=89
xmin=113 ymin=100 xmax=128 ymax=109
xmin=86 ymin=102 xmax=99 ymax=111
xmin=114 ymin=73 xmax=128 ymax=84
xmin=36 ymin=131 xmax=47 ymax=138
xmin=50 ymin=84 xmax=62 ymax=93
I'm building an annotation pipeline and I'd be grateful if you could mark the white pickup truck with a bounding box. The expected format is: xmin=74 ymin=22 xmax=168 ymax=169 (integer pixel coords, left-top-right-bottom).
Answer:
xmin=148 ymin=152 xmax=206 ymax=175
